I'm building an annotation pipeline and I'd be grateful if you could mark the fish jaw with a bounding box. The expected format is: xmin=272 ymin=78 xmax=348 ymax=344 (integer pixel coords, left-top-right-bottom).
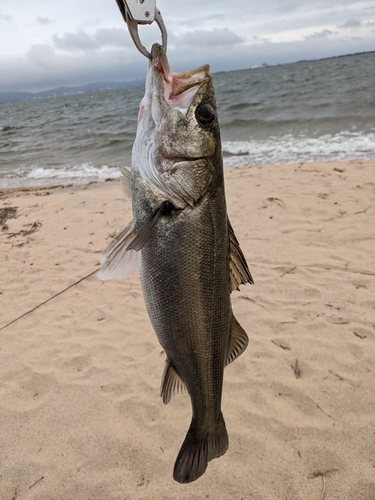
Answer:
xmin=149 ymin=42 xmax=211 ymax=114
xmin=132 ymin=43 xmax=218 ymax=208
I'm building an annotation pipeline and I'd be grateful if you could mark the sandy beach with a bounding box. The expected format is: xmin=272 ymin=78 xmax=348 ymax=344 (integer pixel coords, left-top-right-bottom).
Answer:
xmin=1 ymin=159 xmax=374 ymax=500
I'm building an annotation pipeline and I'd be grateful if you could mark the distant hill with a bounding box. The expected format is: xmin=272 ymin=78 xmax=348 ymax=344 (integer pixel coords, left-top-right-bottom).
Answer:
xmin=0 ymin=80 xmax=144 ymax=103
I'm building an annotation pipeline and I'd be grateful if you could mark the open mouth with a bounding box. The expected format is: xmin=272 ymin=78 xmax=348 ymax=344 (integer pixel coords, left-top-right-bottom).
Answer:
xmin=151 ymin=43 xmax=211 ymax=109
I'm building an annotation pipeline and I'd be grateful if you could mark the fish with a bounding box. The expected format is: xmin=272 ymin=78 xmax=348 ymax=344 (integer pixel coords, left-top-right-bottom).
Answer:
xmin=98 ymin=43 xmax=253 ymax=483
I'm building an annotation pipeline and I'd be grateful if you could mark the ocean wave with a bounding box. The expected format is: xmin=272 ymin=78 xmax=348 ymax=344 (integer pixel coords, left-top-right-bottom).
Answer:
xmin=222 ymin=131 xmax=375 ymax=167
xmin=27 ymin=163 xmax=121 ymax=180
xmin=0 ymin=124 xmax=26 ymax=132
xmin=0 ymin=163 xmax=123 ymax=188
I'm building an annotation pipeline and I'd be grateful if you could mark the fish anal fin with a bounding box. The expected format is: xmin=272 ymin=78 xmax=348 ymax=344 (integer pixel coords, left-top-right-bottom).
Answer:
xmin=228 ymin=217 xmax=253 ymax=291
xmin=173 ymin=412 xmax=228 ymax=483
xmin=226 ymin=314 xmax=249 ymax=366
xmin=160 ymin=359 xmax=187 ymax=405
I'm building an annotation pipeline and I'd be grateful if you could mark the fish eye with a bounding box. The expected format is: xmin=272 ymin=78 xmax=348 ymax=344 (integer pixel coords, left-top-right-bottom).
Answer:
xmin=196 ymin=104 xmax=215 ymax=126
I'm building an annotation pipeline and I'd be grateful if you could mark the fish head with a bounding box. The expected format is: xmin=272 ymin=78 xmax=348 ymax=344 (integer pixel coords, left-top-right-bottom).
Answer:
xmin=133 ymin=43 xmax=222 ymax=208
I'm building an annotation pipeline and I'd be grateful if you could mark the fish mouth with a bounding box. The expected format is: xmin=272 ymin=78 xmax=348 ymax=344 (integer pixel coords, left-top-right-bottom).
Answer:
xmin=151 ymin=43 xmax=211 ymax=109
xmin=170 ymin=157 xmax=206 ymax=166
xmin=151 ymin=43 xmax=172 ymax=82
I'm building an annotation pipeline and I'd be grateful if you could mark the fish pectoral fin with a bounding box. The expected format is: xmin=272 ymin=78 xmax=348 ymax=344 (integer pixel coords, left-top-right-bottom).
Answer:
xmin=226 ymin=314 xmax=249 ymax=366
xmin=228 ymin=217 xmax=254 ymax=291
xmin=120 ymin=167 xmax=132 ymax=202
xmin=126 ymin=200 xmax=174 ymax=251
xmin=97 ymin=220 xmax=139 ymax=280
xmin=160 ymin=359 xmax=187 ymax=405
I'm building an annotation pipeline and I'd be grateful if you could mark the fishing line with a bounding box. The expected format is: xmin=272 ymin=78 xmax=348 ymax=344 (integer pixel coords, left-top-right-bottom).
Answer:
xmin=0 ymin=268 xmax=99 ymax=331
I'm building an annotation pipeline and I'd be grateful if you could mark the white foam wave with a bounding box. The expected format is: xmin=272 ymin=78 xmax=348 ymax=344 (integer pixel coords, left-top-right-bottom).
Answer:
xmin=26 ymin=163 xmax=121 ymax=181
xmin=222 ymin=131 xmax=375 ymax=167
xmin=0 ymin=163 xmax=123 ymax=189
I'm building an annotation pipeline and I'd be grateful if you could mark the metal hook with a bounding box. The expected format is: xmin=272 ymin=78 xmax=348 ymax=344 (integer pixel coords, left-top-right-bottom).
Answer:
xmin=127 ymin=9 xmax=167 ymax=59
xmin=115 ymin=0 xmax=167 ymax=59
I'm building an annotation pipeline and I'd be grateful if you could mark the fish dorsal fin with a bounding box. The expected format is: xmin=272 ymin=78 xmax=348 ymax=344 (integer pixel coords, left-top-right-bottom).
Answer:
xmin=120 ymin=167 xmax=132 ymax=202
xmin=97 ymin=220 xmax=139 ymax=280
xmin=127 ymin=200 xmax=173 ymax=251
xmin=160 ymin=359 xmax=187 ymax=405
xmin=226 ymin=314 xmax=249 ymax=366
xmin=228 ymin=218 xmax=254 ymax=291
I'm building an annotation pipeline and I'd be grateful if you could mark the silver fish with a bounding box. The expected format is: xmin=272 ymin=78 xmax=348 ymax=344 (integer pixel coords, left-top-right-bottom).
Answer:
xmin=99 ymin=43 xmax=253 ymax=483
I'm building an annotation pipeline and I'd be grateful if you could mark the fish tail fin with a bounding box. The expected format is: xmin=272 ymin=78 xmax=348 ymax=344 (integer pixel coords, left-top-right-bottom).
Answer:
xmin=173 ymin=413 xmax=228 ymax=484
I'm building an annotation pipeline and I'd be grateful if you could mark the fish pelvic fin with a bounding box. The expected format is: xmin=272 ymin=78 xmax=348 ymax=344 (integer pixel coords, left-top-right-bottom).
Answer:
xmin=160 ymin=359 xmax=187 ymax=404
xmin=173 ymin=413 xmax=228 ymax=484
xmin=97 ymin=220 xmax=139 ymax=280
xmin=228 ymin=217 xmax=254 ymax=291
xmin=226 ymin=314 xmax=249 ymax=366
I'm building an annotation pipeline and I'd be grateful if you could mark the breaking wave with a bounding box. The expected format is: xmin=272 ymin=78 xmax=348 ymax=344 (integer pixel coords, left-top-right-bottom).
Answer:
xmin=222 ymin=131 xmax=375 ymax=167
xmin=0 ymin=163 xmax=122 ymax=189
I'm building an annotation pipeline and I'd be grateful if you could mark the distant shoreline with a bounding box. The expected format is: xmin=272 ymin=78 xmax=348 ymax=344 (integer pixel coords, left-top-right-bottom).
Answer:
xmin=1 ymin=50 xmax=374 ymax=104
xmin=0 ymin=79 xmax=144 ymax=104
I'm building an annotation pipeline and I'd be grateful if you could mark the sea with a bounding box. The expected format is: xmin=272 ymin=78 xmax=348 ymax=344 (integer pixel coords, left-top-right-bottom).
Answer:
xmin=1 ymin=52 xmax=374 ymax=189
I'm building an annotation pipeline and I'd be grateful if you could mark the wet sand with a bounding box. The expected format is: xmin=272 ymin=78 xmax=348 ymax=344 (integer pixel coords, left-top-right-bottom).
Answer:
xmin=1 ymin=159 xmax=374 ymax=499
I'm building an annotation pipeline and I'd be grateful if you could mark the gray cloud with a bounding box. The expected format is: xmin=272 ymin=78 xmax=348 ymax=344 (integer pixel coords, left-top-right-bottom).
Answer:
xmin=250 ymin=35 xmax=271 ymax=43
xmin=338 ymin=18 xmax=363 ymax=28
xmin=0 ymin=14 xmax=12 ymax=21
xmin=176 ymin=28 xmax=244 ymax=48
xmin=94 ymin=27 xmax=130 ymax=47
xmin=305 ymin=29 xmax=336 ymax=40
xmin=274 ymin=2 xmax=300 ymax=14
xmin=168 ymin=30 xmax=374 ymax=76
xmin=53 ymin=31 xmax=100 ymax=51
xmin=170 ymin=13 xmax=227 ymax=30
xmin=27 ymin=44 xmax=56 ymax=68
xmin=0 ymin=43 xmax=145 ymax=93
xmin=52 ymin=28 xmax=131 ymax=51
xmin=36 ymin=16 xmax=53 ymax=25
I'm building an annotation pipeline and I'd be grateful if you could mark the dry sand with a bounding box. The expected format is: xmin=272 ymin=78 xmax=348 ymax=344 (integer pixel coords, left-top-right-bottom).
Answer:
xmin=1 ymin=159 xmax=374 ymax=499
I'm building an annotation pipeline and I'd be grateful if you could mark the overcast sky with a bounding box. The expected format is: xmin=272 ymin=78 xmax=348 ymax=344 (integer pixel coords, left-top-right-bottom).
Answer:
xmin=1 ymin=0 xmax=374 ymax=93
